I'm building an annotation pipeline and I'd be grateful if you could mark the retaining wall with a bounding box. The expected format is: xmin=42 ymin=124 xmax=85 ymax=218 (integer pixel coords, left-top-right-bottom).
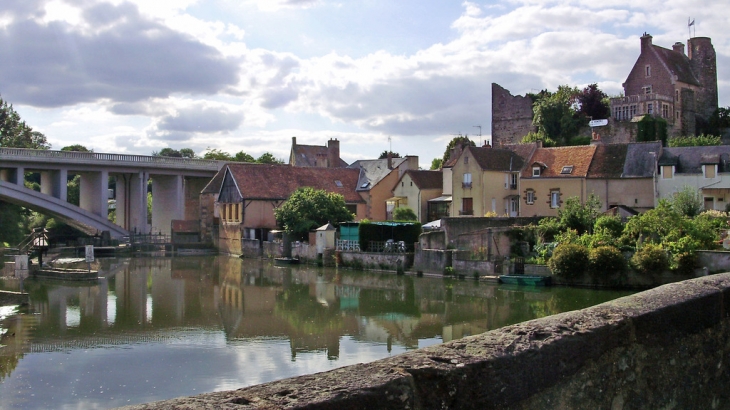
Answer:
xmin=120 ymin=273 xmax=730 ymax=410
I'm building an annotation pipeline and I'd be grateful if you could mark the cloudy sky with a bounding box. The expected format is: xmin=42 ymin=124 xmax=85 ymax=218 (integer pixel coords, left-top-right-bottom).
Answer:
xmin=1 ymin=0 xmax=728 ymax=168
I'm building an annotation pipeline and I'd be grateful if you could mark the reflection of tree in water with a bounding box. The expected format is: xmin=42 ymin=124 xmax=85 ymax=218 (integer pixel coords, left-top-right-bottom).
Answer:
xmin=275 ymin=284 xmax=343 ymax=359
xmin=0 ymin=354 xmax=21 ymax=381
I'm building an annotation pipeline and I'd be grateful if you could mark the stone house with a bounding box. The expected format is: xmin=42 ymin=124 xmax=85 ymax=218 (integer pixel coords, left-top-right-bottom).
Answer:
xmin=657 ymin=146 xmax=730 ymax=211
xmin=348 ymin=155 xmax=419 ymax=221
xmin=449 ymin=144 xmax=532 ymax=218
xmin=202 ymin=163 xmax=365 ymax=254
xmin=610 ymin=33 xmax=718 ymax=138
xmin=585 ymin=141 xmax=661 ymax=213
xmin=389 ymin=169 xmax=443 ymax=223
xmin=519 ymin=144 xmax=597 ymax=217
xmin=289 ymin=137 xmax=349 ymax=168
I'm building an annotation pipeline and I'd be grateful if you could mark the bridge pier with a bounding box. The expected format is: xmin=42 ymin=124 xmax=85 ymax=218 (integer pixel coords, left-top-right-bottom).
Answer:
xmin=0 ymin=167 xmax=24 ymax=185
xmin=40 ymin=169 xmax=68 ymax=201
xmin=115 ymin=172 xmax=150 ymax=234
xmin=79 ymin=170 xmax=109 ymax=220
xmin=151 ymin=175 xmax=184 ymax=236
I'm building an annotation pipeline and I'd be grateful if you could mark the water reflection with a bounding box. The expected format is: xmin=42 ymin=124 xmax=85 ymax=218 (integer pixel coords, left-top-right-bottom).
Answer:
xmin=0 ymin=256 xmax=633 ymax=409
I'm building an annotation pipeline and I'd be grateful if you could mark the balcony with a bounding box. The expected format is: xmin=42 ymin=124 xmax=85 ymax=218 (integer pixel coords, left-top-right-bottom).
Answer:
xmin=462 ymin=182 xmax=472 ymax=189
xmin=509 ymin=183 xmax=517 ymax=190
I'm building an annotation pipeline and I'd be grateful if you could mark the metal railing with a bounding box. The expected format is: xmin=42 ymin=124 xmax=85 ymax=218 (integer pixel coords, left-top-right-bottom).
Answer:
xmin=368 ymin=240 xmax=409 ymax=253
xmin=336 ymin=239 xmax=361 ymax=251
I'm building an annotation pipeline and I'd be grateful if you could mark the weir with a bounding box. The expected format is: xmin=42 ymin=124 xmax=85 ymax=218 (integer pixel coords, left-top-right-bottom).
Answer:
xmin=120 ymin=273 xmax=730 ymax=409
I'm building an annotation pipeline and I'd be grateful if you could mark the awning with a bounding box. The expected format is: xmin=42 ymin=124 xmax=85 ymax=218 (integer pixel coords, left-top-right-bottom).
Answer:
xmin=428 ymin=195 xmax=452 ymax=203
xmin=386 ymin=196 xmax=408 ymax=202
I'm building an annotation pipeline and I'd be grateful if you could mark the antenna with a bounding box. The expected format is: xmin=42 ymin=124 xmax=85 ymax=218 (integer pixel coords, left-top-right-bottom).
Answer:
xmin=473 ymin=125 xmax=481 ymax=137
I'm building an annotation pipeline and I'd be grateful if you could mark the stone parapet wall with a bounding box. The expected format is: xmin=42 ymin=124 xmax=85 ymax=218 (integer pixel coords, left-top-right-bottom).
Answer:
xmin=339 ymin=251 xmax=412 ymax=272
xmin=413 ymin=249 xmax=452 ymax=273
xmin=119 ymin=274 xmax=730 ymax=410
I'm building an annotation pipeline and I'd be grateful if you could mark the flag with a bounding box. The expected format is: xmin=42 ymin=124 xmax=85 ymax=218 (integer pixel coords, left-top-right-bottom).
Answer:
xmin=688 ymin=18 xmax=695 ymax=27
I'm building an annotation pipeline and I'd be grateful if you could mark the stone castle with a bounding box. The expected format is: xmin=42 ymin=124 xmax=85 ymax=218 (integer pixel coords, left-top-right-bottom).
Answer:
xmin=492 ymin=34 xmax=718 ymax=146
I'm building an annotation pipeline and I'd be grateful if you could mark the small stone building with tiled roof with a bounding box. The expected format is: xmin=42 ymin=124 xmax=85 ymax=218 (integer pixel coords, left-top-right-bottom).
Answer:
xmin=202 ymin=163 xmax=365 ymax=254
xmin=610 ymin=33 xmax=718 ymax=138
xmin=289 ymin=137 xmax=348 ymax=168
xmin=390 ymin=169 xmax=443 ymax=223
xmin=586 ymin=141 xmax=661 ymax=213
xmin=519 ymin=144 xmax=597 ymax=217
xmin=657 ymin=145 xmax=730 ymax=211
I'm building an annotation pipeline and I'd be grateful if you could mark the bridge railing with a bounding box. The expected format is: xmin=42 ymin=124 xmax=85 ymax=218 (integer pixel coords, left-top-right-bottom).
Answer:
xmin=0 ymin=148 xmax=221 ymax=169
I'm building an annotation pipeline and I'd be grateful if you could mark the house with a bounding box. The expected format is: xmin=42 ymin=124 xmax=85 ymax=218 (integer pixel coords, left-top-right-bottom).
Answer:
xmin=586 ymin=141 xmax=661 ymax=213
xmin=519 ymin=144 xmax=597 ymax=217
xmin=450 ymin=143 xmax=532 ymax=217
xmin=610 ymin=33 xmax=718 ymax=138
xmin=348 ymin=155 xmax=419 ymax=221
xmin=389 ymin=170 xmax=443 ymax=223
xmin=202 ymin=163 xmax=365 ymax=254
xmin=657 ymin=146 xmax=730 ymax=211
xmin=289 ymin=137 xmax=348 ymax=168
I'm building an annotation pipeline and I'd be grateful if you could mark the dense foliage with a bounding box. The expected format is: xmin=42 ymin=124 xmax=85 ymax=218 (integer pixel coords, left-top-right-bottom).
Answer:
xmin=667 ymin=134 xmax=722 ymax=147
xmin=393 ymin=207 xmax=418 ymax=221
xmin=547 ymin=243 xmax=588 ymax=279
xmin=274 ymin=187 xmax=354 ymax=239
xmin=441 ymin=134 xmax=476 ymax=164
xmin=0 ymin=96 xmax=50 ymax=150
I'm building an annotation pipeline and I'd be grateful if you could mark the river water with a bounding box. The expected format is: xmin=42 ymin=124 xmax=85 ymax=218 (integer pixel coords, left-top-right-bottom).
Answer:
xmin=0 ymin=255 xmax=634 ymax=409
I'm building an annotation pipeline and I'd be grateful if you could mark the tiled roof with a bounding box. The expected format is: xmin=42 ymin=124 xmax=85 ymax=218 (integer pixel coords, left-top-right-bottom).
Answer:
xmin=651 ymin=45 xmax=700 ymax=86
xmin=659 ymin=146 xmax=730 ymax=174
xmin=587 ymin=144 xmax=627 ymax=179
xmin=348 ymin=157 xmax=408 ymax=191
xmin=521 ymin=145 xmax=596 ymax=178
xmin=291 ymin=144 xmax=348 ymax=167
xmin=503 ymin=143 xmax=538 ymax=165
xmin=401 ymin=170 xmax=442 ymax=190
xmin=467 ymin=146 xmax=525 ymax=171
xmin=220 ymin=163 xmax=364 ymax=203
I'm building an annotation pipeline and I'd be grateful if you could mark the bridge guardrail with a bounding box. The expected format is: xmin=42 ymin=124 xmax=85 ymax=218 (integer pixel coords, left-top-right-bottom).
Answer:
xmin=0 ymin=148 xmax=221 ymax=170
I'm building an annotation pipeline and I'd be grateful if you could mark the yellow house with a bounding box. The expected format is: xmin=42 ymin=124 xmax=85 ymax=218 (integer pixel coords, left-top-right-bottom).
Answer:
xmin=450 ymin=145 xmax=530 ymax=217
xmin=519 ymin=145 xmax=597 ymax=217
xmin=390 ymin=170 xmax=443 ymax=222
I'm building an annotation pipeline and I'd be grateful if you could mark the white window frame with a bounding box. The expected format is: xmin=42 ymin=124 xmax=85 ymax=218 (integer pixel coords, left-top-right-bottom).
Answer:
xmin=526 ymin=190 xmax=535 ymax=205
xmin=532 ymin=167 xmax=541 ymax=177
xmin=550 ymin=190 xmax=560 ymax=209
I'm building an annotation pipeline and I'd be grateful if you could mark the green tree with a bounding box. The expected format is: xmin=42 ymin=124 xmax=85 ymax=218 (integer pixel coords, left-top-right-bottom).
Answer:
xmin=179 ymin=148 xmax=196 ymax=158
xmin=557 ymin=194 xmax=602 ymax=235
xmin=257 ymin=152 xmax=284 ymax=164
xmin=202 ymin=148 xmax=233 ymax=160
xmin=707 ymin=106 xmax=730 ymax=136
xmin=0 ymin=96 xmax=50 ymax=149
xmin=430 ymin=158 xmax=443 ymax=170
xmin=234 ymin=151 xmax=255 ymax=162
xmin=274 ymin=187 xmax=354 ymax=239
xmin=667 ymin=134 xmax=721 ymax=147
xmin=378 ymin=151 xmax=401 ymax=159
xmin=520 ymin=131 xmax=556 ymax=147
xmin=576 ymin=83 xmax=610 ymax=121
xmin=531 ymin=85 xmax=582 ymax=145
xmin=61 ymin=144 xmax=91 ymax=152
xmin=393 ymin=207 xmax=418 ymax=221
xmin=442 ymin=134 xmax=476 ymax=164
xmin=670 ymin=185 xmax=703 ymax=217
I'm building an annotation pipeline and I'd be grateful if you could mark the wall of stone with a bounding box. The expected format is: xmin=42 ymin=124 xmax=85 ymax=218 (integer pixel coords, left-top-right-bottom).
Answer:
xmin=120 ymin=274 xmax=730 ymax=410
xmin=339 ymin=251 xmax=412 ymax=272
xmin=491 ymin=83 xmax=536 ymax=146
xmin=413 ymin=249 xmax=452 ymax=273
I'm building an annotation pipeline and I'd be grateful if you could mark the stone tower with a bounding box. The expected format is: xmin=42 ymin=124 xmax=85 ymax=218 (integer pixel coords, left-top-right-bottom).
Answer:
xmin=687 ymin=37 xmax=718 ymax=121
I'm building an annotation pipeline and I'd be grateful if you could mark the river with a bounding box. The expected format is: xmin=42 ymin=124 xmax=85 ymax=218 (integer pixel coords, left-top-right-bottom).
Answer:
xmin=0 ymin=255 xmax=634 ymax=409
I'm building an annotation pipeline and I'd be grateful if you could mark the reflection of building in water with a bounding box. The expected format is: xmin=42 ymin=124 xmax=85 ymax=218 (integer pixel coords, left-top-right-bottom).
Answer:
xmin=30 ymin=280 xmax=109 ymax=335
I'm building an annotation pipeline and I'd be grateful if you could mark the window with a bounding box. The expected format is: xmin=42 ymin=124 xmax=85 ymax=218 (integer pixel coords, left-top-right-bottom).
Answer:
xmin=464 ymin=156 xmax=468 ymax=164
xmin=630 ymin=105 xmax=637 ymax=117
xmin=662 ymin=104 xmax=669 ymax=118
xmin=675 ymin=90 xmax=679 ymax=101
xmin=510 ymin=173 xmax=518 ymax=189
xmin=526 ymin=190 xmax=535 ymax=205
xmin=360 ymin=182 xmax=370 ymax=189
xmin=461 ymin=198 xmax=473 ymax=215
xmin=335 ymin=180 xmax=343 ymax=187
xmin=561 ymin=166 xmax=573 ymax=174
xmin=645 ymin=65 xmax=651 ymax=77
xmin=662 ymin=165 xmax=673 ymax=179
xmin=532 ymin=167 xmax=541 ymax=177
xmin=550 ymin=190 xmax=561 ymax=208
xmin=644 ymin=86 xmax=652 ymax=95
xmin=647 ymin=103 xmax=653 ymax=115
xmin=462 ymin=173 xmax=472 ymax=188
xmin=705 ymin=164 xmax=716 ymax=179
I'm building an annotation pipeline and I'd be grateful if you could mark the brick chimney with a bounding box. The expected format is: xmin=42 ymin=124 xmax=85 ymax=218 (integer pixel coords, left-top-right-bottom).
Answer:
xmin=641 ymin=33 xmax=653 ymax=52
xmin=387 ymin=151 xmax=393 ymax=169
xmin=673 ymin=42 xmax=685 ymax=55
xmin=327 ymin=138 xmax=340 ymax=168
xmin=483 ymin=139 xmax=491 ymax=148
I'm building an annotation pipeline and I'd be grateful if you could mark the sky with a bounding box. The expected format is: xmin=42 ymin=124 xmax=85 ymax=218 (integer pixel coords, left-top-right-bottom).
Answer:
xmin=1 ymin=0 xmax=728 ymax=169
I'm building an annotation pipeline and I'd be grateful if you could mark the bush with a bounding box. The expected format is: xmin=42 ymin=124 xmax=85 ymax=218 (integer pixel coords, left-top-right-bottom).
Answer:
xmin=594 ymin=215 xmax=623 ymax=238
xmin=588 ymin=246 xmax=626 ymax=277
xmin=547 ymin=243 xmax=589 ymax=279
xmin=630 ymin=244 xmax=669 ymax=276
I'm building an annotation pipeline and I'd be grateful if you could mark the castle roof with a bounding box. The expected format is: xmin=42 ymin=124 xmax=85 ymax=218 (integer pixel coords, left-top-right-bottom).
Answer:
xmin=650 ymin=44 xmax=701 ymax=86
xmin=291 ymin=143 xmax=349 ymax=168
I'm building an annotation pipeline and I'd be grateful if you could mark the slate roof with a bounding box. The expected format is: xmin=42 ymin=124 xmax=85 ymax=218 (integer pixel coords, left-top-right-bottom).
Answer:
xmin=650 ymin=44 xmax=700 ymax=86
xmin=218 ymin=163 xmax=364 ymax=203
xmin=348 ymin=157 xmax=408 ymax=191
xmin=201 ymin=165 xmax=228 ymax=194
xmin=624 ymin=141 xmax=662 ymax=177
xmin=291 ymin=144 xmax=349 ymax=167
xmin=658 ymin=146 xmax=730 ymax=174
xmin=399 ymin=170 xmax=442 ymax=190
xmin=466 ymin=146 xmax=526 ymax=172
xmin=587 ymin=144 xmax=627 ymax=179
xmin=587 ymin=141 xmax=661 ymax=179
xmin=521 ymin=145 xmax=597 ymax=178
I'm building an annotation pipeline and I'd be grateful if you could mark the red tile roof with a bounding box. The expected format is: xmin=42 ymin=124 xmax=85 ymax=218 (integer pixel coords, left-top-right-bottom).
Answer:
xmin=222 ymin=163 xmax=364 ymax=203
xmin=521 ymin=145 xmax=597 ymax=178
xmin=399 ymin=170 xmax=443 ymax=190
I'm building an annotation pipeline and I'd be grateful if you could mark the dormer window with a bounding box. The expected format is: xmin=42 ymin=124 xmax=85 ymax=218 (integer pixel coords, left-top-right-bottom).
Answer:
xmin=360 ymin=182 xmax=370 ymax=189
xmin=561 ymin=166 xmax=573 ymax=174
xmin=704 ymin=165 xmax=717 ymax=179
xmin=532 ymin=167 xmax=541 ymax=177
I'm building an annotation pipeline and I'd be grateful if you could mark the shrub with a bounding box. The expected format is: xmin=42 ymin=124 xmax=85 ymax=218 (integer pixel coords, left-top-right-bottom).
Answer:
xmin=630 ymin=244 xmax=669 ymax=276
xmin=547 ymin=243 xmax=589 ymax=279
xmin=594 ymin=215 xmax=623 ymax=238
xmin=588 ymin=246 xmax=626 ymax=276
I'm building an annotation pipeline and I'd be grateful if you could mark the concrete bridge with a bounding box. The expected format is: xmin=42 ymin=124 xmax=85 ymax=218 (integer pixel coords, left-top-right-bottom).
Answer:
xmin=0 ymin=148 xmax=224 ymax=238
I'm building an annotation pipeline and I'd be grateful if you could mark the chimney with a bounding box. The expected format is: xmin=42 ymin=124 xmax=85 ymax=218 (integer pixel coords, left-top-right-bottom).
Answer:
xmin=483 ymin=139 xmax=491 ymax=148
xmin=590 ymin=132 xmax=603 ymax=145
xmin=640 ymin=33 xmax=653 ymax=52
xmin=387 ymin=151 xmax=393 ymax=169
xmin=327 ymin=138 xmax=340 ymax=168
xmin=536 ymin=140 xmax=543 ymax=148
xmin=673 ymin=42 xmax=685 ymax=55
